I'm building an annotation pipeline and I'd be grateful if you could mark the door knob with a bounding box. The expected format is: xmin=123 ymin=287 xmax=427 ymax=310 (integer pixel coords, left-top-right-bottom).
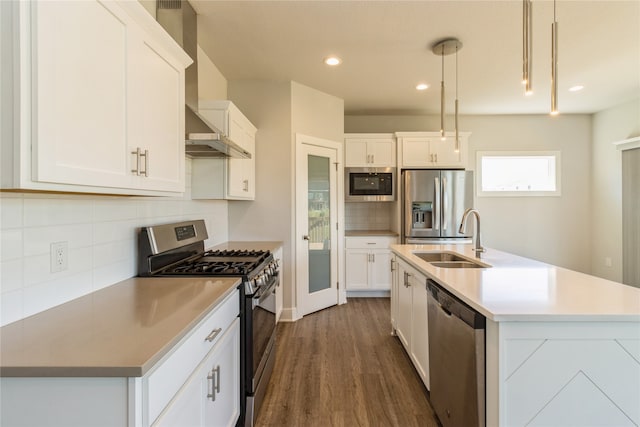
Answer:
xmin=303 ymin=235 xmax=310 ymax=241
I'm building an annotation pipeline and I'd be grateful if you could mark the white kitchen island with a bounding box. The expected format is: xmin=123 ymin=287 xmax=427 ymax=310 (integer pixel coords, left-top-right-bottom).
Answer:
xmin=391 ymin=244 xmax=640 ymax=427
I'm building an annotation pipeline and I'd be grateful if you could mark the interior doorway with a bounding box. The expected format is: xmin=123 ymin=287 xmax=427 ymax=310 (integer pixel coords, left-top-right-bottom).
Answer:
xmin=295 ymin=134 xmax=345 ymax=316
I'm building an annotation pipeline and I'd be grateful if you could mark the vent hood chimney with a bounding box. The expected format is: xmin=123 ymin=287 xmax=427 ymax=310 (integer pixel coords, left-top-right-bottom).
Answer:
xmin=157 ymin=0 xmax=250 ymax=159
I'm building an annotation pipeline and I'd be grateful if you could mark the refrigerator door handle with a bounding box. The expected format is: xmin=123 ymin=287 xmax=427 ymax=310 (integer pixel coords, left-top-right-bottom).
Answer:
xmin=434 ymin=177 xmax=440 ymax=231
xmin=442 ymin=176 xmax=448 ymax=231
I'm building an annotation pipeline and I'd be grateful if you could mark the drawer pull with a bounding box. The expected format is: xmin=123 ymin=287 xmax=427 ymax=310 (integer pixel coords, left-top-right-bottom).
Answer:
xmin=204 ymin=327 xmax=222 ymax=342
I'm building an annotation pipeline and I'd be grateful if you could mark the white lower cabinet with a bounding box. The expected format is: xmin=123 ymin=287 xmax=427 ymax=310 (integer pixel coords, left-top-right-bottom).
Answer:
xmin=153 ymin=318 xmax=240 ymax=427
xmin=0 ymin=289 xmax=240 ymax=427
xmin=393 ymin=257 xmax=430 ymax=389
xmin=345 ymin=236 xmax=397 ymax=291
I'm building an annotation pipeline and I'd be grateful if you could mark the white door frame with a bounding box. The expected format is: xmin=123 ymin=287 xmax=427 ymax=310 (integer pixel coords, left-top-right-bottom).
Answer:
xmin=294 ymin=133 xmax=346 ymax=318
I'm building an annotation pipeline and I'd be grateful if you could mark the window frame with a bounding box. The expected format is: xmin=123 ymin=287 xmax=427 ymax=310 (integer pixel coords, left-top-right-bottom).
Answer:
xmin=476 ymin=151 xmax=562 ymax=197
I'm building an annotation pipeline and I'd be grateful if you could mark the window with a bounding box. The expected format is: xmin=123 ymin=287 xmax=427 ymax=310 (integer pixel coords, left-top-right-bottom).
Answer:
xmin=477 ymin=151 xmax=561 ymax=197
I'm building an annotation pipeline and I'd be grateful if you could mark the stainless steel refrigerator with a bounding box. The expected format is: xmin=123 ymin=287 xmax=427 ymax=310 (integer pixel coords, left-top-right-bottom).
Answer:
xmin=402 ymin=170 xmax=474 ymax=243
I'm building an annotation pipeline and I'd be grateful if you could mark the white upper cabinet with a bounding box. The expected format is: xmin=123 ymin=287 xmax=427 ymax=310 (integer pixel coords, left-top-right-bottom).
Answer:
xmin=1 ymin=0 xmax=191 ymax=195
xmin=396 ymin=132 xmax=469 ymax=169
xmin=192 ymin=101 xmax=257 ymax=200
xmin=345 ymin=134 xmax=396 ymax=167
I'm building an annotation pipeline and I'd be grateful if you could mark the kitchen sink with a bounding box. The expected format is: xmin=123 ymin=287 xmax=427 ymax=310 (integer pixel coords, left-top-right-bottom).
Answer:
xmin=414 ymin=252 xmax=468 ymax=263
xmin=429 ymin=261 xmax=484 ymax=269
xmin=413 ymin=251 xmax=490 ymax=269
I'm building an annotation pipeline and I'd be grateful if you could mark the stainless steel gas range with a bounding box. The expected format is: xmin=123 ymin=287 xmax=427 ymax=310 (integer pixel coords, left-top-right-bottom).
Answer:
xmin=138 ymin=220 xmax=278 ymax=427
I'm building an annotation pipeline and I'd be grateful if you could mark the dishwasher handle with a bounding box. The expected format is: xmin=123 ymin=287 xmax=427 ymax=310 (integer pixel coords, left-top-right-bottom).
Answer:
xmin=427 ymin=279 xmax=485 ymax=329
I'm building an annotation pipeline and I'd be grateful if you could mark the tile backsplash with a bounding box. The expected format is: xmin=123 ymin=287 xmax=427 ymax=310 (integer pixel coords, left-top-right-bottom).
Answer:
xmin=0 ymin=161 xmax=229 ymax=326
xmin=345 ymin=202 xmax=393 ymax=231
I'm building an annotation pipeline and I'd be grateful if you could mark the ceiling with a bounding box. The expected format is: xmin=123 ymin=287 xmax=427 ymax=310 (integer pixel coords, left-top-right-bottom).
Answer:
xmin=192 ymin=1 xmax=640 ymax=115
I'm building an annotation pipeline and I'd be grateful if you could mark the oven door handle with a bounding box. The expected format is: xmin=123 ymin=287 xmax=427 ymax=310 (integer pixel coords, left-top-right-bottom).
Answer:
xmin=253 ymin=280 xmax=277 ymax=308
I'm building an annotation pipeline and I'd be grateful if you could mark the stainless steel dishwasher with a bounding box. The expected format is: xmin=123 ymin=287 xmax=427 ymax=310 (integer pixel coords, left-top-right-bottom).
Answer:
xmin=427 ymin=279 xmax=486 ymax=427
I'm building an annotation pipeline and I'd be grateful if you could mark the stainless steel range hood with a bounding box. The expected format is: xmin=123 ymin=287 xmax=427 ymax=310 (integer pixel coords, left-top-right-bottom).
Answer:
xmin=157 ymin=0 xmax=250 ymax=159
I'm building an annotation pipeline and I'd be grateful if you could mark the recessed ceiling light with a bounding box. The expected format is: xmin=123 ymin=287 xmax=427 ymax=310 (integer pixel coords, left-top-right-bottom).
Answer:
xmin=416 ymin=83 xmax=429 ymax=91
xmin=569 ymin=85 xmax=584 ymax=92
xmin=324 ymin=56 xmax=341 ymax=66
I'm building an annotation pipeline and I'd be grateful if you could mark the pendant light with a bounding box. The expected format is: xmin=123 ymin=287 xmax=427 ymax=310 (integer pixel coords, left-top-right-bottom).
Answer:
xmin=550 ymin=0 xmax=559 ymax=115
xmin=523 ymin=0 xmax=533 ymax=95
xmin=454 ymin=46 xmax=460 ymax=153
xmin=440 ymin=44 xmax=446 ymax=140
xmin=432 ymin=38 xmax=463 ymax=147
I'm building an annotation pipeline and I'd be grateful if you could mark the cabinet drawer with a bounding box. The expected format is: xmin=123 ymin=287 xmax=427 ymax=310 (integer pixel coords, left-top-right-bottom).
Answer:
xmin=145 ymin=288 xmax=239 ymax=424
xmin=345 ymin=236 xmax=397 ymax=249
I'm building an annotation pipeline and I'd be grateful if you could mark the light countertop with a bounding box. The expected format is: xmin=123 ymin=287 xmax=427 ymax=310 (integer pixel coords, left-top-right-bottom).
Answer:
xmin=346 ymin=230 xmax=399 ymax=237
xmin=0 ymin=277 xmax=240 ymax=377
xmin=210 ymin=240 xmax=283 ymax=253
xmin=392 ymin=244 xmax=640 ymax=322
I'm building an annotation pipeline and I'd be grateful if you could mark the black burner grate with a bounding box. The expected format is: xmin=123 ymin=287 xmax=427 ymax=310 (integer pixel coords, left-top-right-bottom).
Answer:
xmin=160 ymin=249 xmax=270 ymax=276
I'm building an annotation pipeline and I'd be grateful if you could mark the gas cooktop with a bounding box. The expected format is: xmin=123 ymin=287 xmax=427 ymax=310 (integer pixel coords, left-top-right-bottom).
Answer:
xmin=161 ymin=249 xmax=271 ymax=276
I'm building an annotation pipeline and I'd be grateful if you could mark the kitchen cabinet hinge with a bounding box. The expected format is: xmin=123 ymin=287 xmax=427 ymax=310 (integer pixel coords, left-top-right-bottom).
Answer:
xmin=334 ymin=162 xmax=339 ymax=171
xmin=337 ymin=281 xmax=340 ymax=289
xmin=336 ymin=222 xmax=339 ymax=231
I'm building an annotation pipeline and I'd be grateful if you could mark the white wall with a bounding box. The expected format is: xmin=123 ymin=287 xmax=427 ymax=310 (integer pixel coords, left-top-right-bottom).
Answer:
xmin=0 ymin=160 xmax=229 ymax=327
xmin=291 ymin=81 xmax=345 ymax=144
xmin=345 ymin=114 xmax=592 ymax=273
xmin=226 ymin=80 xmax=294 ymax=309
xmin=227 ymin=81 xmax=344 ymax=317
xmin=591 ymin=98 xmax=640 ymax=282
xmin=198 ymin=46 xmax=227 ymax=101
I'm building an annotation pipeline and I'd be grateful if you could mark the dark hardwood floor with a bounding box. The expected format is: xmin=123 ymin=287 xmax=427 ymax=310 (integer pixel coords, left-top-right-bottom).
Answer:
xmin=255 ymin=298 xmax=440 ymax=427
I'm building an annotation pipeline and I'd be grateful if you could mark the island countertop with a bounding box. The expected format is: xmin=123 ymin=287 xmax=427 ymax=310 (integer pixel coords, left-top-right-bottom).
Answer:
xmin=391 ymin=244 xmax=640 ymax=322
xmin=0 ymin=276 xmax=240 ymax=377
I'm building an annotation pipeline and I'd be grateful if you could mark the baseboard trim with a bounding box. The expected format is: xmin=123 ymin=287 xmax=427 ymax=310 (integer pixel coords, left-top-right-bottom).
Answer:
xmin=277 ymin=307 xmax=300 ymax=322
xmin=346 ymin=290 xmax=391 ymax=298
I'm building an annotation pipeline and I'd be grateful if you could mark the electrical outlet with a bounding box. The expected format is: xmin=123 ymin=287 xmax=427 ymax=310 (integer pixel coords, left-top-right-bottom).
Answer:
xmin=50 ymin=241 xmax=68 ymax=273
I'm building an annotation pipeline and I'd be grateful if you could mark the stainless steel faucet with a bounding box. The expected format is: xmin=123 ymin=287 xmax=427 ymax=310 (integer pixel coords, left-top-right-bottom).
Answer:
xmin=459 ymin=208 xmax=485 ymax=256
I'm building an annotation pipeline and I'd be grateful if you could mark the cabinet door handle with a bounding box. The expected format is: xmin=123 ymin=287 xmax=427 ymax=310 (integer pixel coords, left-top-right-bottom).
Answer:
xmin=434 ymin=153 xmax=438 ymax=163
xmin=207 ymin=370 xmax=215 ymax=401
xmin=243 ymin=179 xmax=249 ymax=192
xmin=206 ymin=365 xmax=221 ymax=401
xmin=371 ymin=254 xmax=375 ymax=263
xmin=214 ymin=365 xmax=221 ymax=394
xmin=204 ymin=327 xmax=222 ymax=342
xmin=404 ymin=271 xmax=412 ymax=287
xmin=131 ymin=147 xmax=141 ymax=175
xmin=390 ymin=259 xmax=395 ymax=272
xmin=140 ymin=149 xmax=149 ymax=177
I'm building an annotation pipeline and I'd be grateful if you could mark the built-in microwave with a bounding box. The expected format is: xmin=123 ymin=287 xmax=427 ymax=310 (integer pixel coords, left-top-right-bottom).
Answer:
xmin=345 ymin=167 xmax=396 ymax=202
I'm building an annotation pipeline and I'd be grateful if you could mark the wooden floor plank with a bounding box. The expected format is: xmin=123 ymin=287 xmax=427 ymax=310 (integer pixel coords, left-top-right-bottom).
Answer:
xmin=255 ymin=298 xmax=440 ymax=427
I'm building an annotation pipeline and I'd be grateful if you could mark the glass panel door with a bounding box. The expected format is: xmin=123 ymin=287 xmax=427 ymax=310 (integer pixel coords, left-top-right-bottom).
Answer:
xmin=307 ymin=155 xmax=331 ymax=294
